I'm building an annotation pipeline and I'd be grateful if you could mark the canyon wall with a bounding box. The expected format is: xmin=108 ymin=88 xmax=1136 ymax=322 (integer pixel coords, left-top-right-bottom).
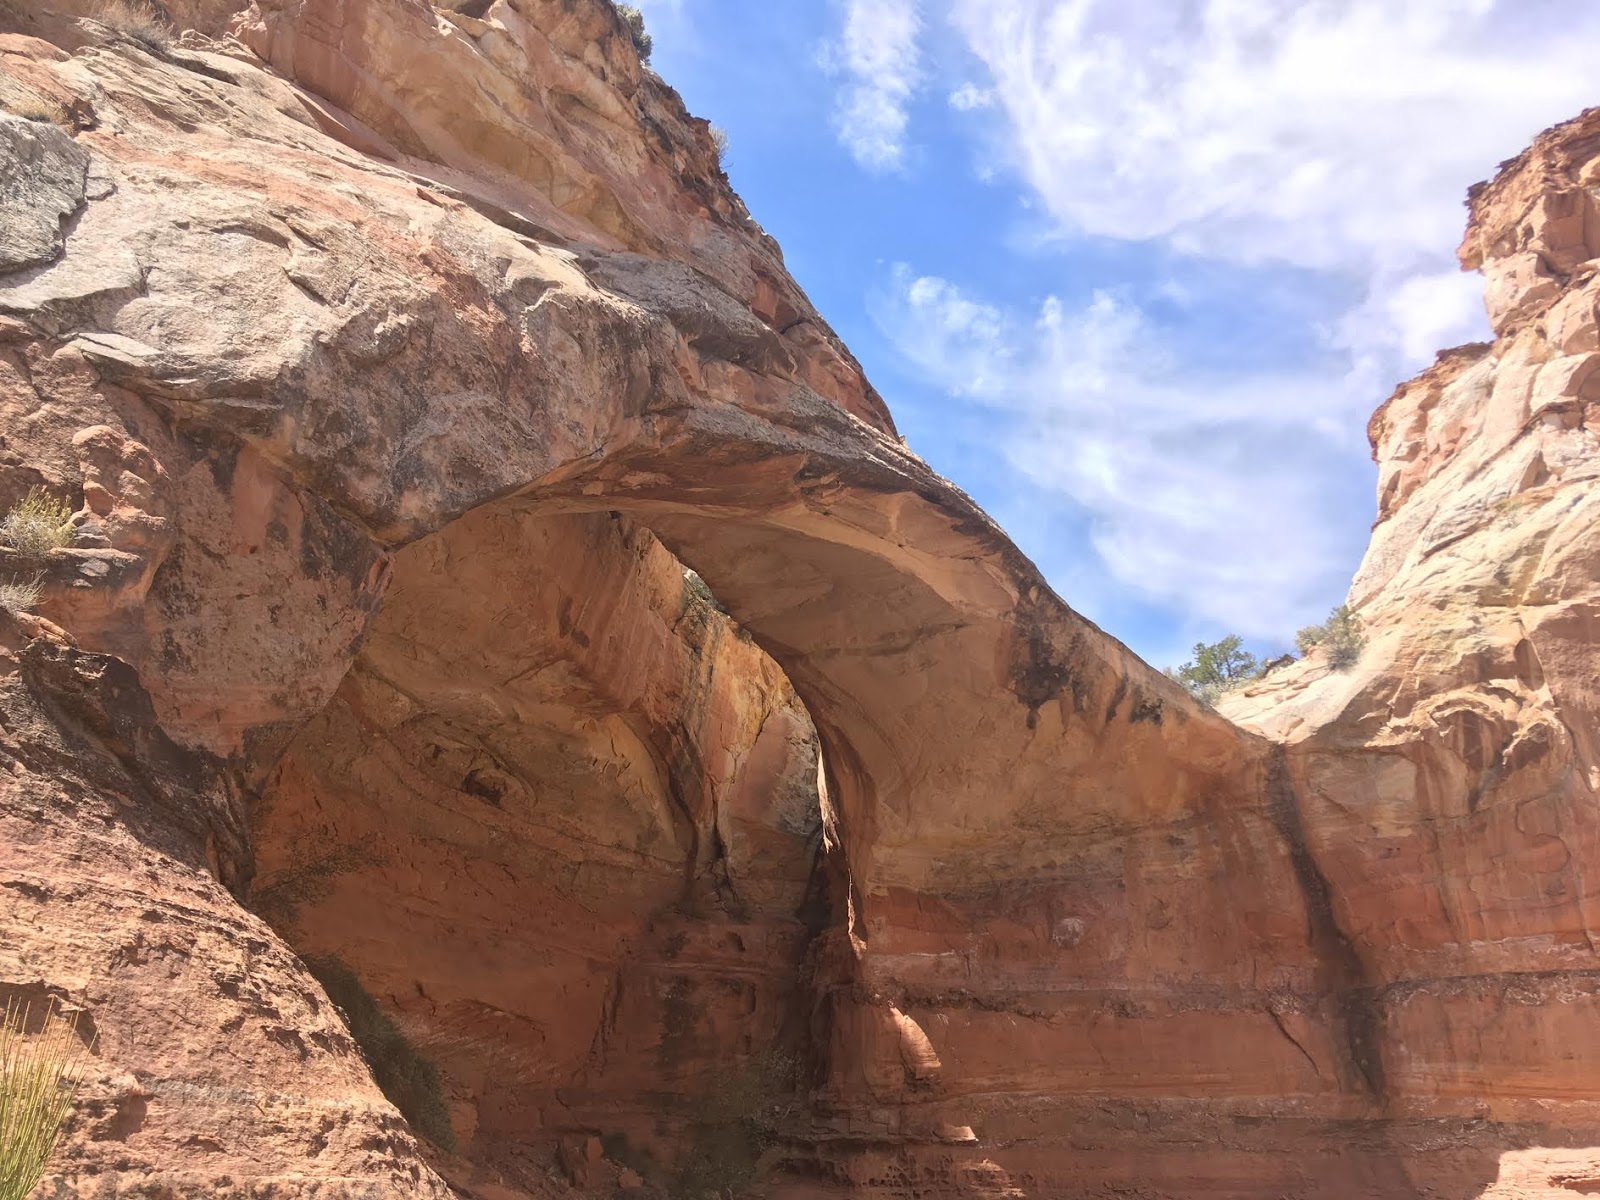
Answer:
xmin=1217 ymin=106 xmax=1600 ymax=1199
xmin=3 ymin=2 xmax=1600 ymax=1197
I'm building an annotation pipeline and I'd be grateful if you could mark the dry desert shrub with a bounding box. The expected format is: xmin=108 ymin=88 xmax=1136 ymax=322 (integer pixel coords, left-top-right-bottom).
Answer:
xmin=0 ymin=98 xmax=68 ymax=125
xmin=0 ymin=488 xmax=74 ymax=559
xmin=89 ymin=0 xmax=172 ymax=53
xmin=0 ymin=574 xmax=44 ymax=615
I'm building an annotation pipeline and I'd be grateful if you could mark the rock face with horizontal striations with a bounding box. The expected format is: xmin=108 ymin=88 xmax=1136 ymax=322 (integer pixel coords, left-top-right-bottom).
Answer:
xmin=4 ymin=2 xmax=1600 ymax=1197
xmin=1217 ymin=104 xmax=1600 ymax=1199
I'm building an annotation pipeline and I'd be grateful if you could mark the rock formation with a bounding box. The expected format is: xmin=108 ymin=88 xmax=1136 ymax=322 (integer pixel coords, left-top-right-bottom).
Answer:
xmin=1216 ymin=105 xmax=1600 ymax=1199
xmin=3 ymin=1 xmax=1600 ymax=1197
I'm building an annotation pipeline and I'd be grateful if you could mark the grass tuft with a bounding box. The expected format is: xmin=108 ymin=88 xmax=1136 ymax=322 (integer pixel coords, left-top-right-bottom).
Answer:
xmin=88 ymin=0 xmax=172 ymax=53
xmin=0 ymin=574 xmax=44 ymax=615
xmin=1 ymin=98 xmax=68 ymax=126
xmin=0 ymin=999 xmax=89 ymax=1200
xmin=1 ymin=489 xmax=74 ymax=560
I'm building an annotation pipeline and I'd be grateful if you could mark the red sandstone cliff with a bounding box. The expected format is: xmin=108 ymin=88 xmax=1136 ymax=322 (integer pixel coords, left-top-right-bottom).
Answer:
xmin=3 ymin=3 xmax=1600 ymax=1198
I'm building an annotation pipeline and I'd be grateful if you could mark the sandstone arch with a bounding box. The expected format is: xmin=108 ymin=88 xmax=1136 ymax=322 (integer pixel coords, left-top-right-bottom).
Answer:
xmin=0 ymin=32 xmax=1339 ymax=1186
xmin=7 ymin=4 xmax=1600 ymax=1198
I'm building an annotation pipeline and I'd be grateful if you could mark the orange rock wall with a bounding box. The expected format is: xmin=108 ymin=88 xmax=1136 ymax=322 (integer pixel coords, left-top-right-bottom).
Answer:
xmin=253 ymin=509 xmax=822 ymax=1190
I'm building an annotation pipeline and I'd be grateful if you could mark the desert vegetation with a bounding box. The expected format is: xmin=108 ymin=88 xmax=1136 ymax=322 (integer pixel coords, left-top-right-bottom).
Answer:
xmin=682 ymin=568 xmax=729 ymax=614
xmin=0 ymin=1000 xmax=89 ymax=1200
xmin=88 ymin=0 xmax=171 ymax=53
xmin=0 ymin=574 xmax=43 ymax=615
xmin=1 ymin=488 xmax=73 ymax=559
xmin=617 ymin=4 xmax=652 ymax=63
xmin=1170 ymin=634 xmax=1259 ymax=704
xmin=1296 ymin=604 xmax=1366 ymax=670
xmin=674 ymin=1051 xmax=799 ymax=1200
xmin=1171 ymin=604 xmax=1367 ymax=704
xmin=0 ymin=489 xmax=71 ymax=615
xmin=1 ymin=97 xmax=67 ymax=125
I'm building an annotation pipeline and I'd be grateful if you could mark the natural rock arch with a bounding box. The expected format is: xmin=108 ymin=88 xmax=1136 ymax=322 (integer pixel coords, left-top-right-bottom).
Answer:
xmin=7 ymin=5 xmax=1600 ymax=1197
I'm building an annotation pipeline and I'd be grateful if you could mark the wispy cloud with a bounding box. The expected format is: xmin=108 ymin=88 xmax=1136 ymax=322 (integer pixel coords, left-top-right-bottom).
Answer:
xmin=947 ymin=0 xmax=1600 ymax=387
xmin=826 ymin=0 xmax=924 ymax=170
xmin=948 ymin=83 xmax=993 ymax=111
xmin=875 ymin=268 xmax=1369 ymax=639
xmin=863 ymin=0 xmax=1600 ymax=643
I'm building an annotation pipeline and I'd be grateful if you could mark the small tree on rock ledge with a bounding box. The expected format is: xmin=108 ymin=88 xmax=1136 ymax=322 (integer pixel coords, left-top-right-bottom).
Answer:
xmin=1169 ymin=635 xmax=1259 ymax=705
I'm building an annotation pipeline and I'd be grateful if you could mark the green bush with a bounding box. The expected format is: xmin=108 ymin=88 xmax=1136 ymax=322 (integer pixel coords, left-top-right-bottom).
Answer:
xmin=1170 ymin=634 xmax=1259 ymax=704
xmin=1 ymin=488 xmax=73 ymax=559
xmin=1295 ymin=604 xmax=1366 ymax=671
xmin=617 ymin=4 xmax=652 ymax=62
xmin=303 ymin=957 xmax=455 ymax=1151
xmin=0 ymin=1000 xmax=88 ymax=1200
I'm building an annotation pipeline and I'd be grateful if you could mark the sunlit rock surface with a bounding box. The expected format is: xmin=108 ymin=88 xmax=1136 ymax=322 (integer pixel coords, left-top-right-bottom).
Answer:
xmin=4 ymin=3 xmax=1600 ymax=1196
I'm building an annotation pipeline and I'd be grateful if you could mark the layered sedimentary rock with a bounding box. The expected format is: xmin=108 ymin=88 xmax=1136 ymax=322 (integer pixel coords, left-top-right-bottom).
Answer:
xmin=4 ymin=2 xmax=1600 ymax=1197
xmin=255 ymin=510 xmax=824 ymax=1195
xmin=1215 ymin=105 xmax=1600 ymax=1198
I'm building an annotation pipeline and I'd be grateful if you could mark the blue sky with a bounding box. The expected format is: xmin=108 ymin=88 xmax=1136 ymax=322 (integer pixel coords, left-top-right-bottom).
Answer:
xmin=633 ymin=0 xmax=1600 ymax=669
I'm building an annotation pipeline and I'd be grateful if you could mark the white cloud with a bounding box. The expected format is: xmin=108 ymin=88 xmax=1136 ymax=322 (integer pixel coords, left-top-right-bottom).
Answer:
xmin=948 ymin=83 xmax=993 ymax=111
xmin=876 ymin=268 xmax=1367 ymax=639
xmin=826 ymin=0 xmax=923 ymax=170
xmin=947 ymin=0 xmax=1600 ymax=375
xmin=864 ymin=0 xmax=1600 ymax=641
xmin=1335 ymin=269 xmax=1491 ymax=383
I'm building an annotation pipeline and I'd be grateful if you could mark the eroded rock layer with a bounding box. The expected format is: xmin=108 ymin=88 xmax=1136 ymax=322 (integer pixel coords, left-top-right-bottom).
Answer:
xmin=4 ymin=1 xmax=1600 ymax=1197
xmin=1218 ymin=106 xmax=1600 ymax=1199
xmin=254 ymin=508 xmax=824 ymax=1194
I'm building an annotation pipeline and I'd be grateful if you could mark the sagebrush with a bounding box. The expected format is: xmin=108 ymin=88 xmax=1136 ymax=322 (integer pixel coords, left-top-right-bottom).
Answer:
xmin=1296 ymin=604 xmax=1366 ymax=671
xmin=1 ymin=489 xmax=74 ymax=559
xmin=89 ymin=0 xmax=171 ymax=52
xmin=0 ymin=1000 xmax=88 ymax=1200
xmin=616 ymin=4 xmax=652 ymax=62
